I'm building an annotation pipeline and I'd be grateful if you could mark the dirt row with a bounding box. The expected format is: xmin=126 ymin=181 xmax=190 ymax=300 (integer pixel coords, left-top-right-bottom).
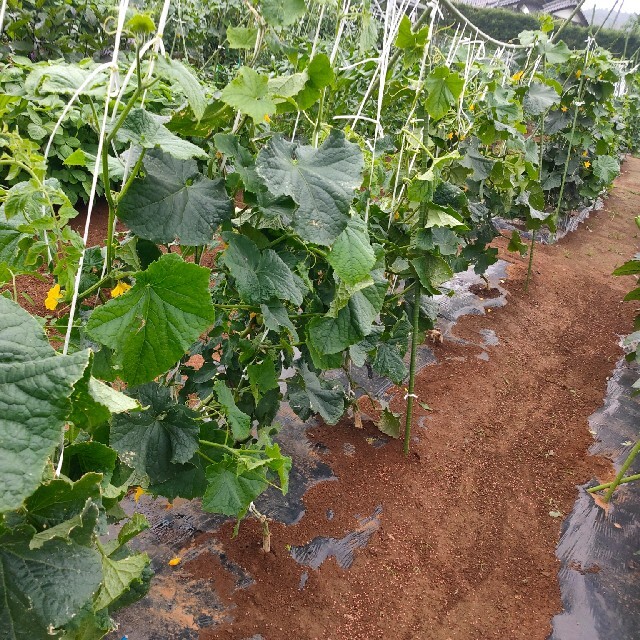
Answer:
xmin=197 ymin=157 xmax=640 ymax=640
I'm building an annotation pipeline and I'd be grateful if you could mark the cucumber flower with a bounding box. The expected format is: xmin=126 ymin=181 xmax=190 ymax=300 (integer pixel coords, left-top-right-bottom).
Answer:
xmin=111 ymin=281 xmax=132 ymax=298
xmin=576 ymin=69 xmax=582 ymax=79
xmin=44 ymin=284 xmax=64 ymax=311
xmin=512 ymin=71 xmax=524 ymax=82
xmin=584 ymin=161 xmax=591 ymax=168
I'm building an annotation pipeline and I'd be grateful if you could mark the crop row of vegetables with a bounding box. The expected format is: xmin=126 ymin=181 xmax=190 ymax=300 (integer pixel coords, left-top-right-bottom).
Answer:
xmin=0 ymin=0 xmax=638 ymax=637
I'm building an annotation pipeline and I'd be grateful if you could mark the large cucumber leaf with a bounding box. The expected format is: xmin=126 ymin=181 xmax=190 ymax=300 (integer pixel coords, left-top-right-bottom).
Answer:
xmin=327 ymin=216 xmax=376 ymax=286
xmin=118 ymin=150 xmax=232 ymax=246
xmin=0 ymin=298 xmax=90 ymax=513
xmin=86 ymin=254 xmax=215 ymax=386
xmin=110 ymin=383 xmax=200 ymax=484
xmin=0 ymin=526 xmax=103 ymax=640
xmin=222 ymin=233 xmax=303 ymax=305
xmin=256 ymin=130 xmax=364 ymax=246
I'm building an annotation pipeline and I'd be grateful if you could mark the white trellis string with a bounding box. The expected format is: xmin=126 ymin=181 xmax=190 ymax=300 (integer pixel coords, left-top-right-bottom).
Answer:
xmin=0 ymin=0 xmax=8 ymax=36
xmin=55 ymin=0 xmax=131 ymax=478
xmin=292 ymin=2 xmax=326 ymax=142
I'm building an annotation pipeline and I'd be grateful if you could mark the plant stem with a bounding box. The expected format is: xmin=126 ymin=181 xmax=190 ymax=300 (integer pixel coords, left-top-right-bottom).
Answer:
xmin=77 ymin=270 xmax=135 ymax=300
xmin=404 ymin=105 xmax=430 ymax=455
xmin=404 ymin=281 xmax=422 ymax=455
xmin=118 ymin=148 xmax=146 ymax=201
xmin=525 ymin=231 xmax=536 ymax=292
xmin=199 ymin=440 xmax=264 ymax=456
xmin=587 ymin=473 xmax=640 ymax=494
xmin=604 ymin=439 xmax=640 ymax=502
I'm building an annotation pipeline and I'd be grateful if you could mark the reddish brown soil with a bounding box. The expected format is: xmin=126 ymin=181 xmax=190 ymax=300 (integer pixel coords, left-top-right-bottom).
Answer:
xmin=191 ymin=158 xmax=640 ymax=640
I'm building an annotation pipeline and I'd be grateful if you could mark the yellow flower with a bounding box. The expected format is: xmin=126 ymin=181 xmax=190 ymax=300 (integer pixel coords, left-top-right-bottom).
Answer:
xmin=582 ymin=150 xmax=588 ymax=157
xmin=512 ymin=71 xmax=524 ymax=82
xmin=168 ymin=557 xmax=181 ymax=566
xmin=469 ymin=104 xmax=475 ymax=112
xmin=264 ymin=114 xmax=271 ymax=123
xmin=133 ymin=486 xmax=146 ymax=502
xmin=561 ymin=106 xmax=568 ymax=112
xmin=447 ymin=132 xmax=454 ymax=140
xmin=584 ymin=161 xmax=591 ymax=168
xmin=44 ymin=284 xmax=64 ymax=311
xmin=111 ymin=281 xmax=132 ymax=298
xmin=576 ymin=69 xmax=582 ymax=79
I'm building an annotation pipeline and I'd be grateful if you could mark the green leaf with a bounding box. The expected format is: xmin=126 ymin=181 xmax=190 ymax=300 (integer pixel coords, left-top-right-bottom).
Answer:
xmin=155 ymin=56 xmax=206 ymax=121
xmin=202 ymin=460 xmax=267 ymax=516
xmin=69 ymin=360 xmax=140 ymax=431
xmin=247 ymin=359 xmax=279 ymax=403
xmin=460 ymin=143 xmax=495 ymax=181
xmin=395 ymin=15 xmax=429 ymax=49
xmin=0 ymin=527 xmax=102 ymax=639
xmin=523 ymin=83 xmax=560 ymax=116
xmin=222 ymin=234 xmax=303 ymax=305
xmin=307 ymin=54 xmax=334 ymax=88
xmin=220 ymin=67 xmax=276 ymax=123
xmin=308 ymin=283 xmax=385 ymax=354
xmin=411 ymin=254 xmax=453 ymax=294
xmin=126 ymin=13 xmax=155 ymax=34
xmin=87 ymin=254 xmax=215 ymax=386
xmin=373 ymin=343 xmax=407 ymax=384
xmin=613 ymin=260 xmax=640 ymax=276
xmin=214 ymin=381 xmax=251 ymax=441
xmin=261 ymin=0 xmax=306 ymax=26
xmin=294 ymin=363 xmax=345 ymax=425
xmin=376 ymin=407 xmax=401 ymax=438
xmin=213 ymin=134 xmax=262 ymax=193
xmin=110 ymin=383 xmax=200 ymax=483
xmin=116 ymin=108 xmax=207 ymax=160
xmin=24 ymin=474 xmax=103 ymax=530
xmin=592 ymin=155 xmax=620 ymax=184
xmin=227 ymin=26 xmax=259 ymax=49
xmin=425 ymin=204 xmax=468 ymax=231
xmin=94 ymin=551 xmax=150 ymax=611
xmin=61 ymin=442 xmax=117 ymax=481
xmin=118 ymin=150 xmax=232 ymax=246
xmin=538 ymin=39 xmax=571 ymax=64
xmin=29 ymin=499 xmax=99 ymax=550
xmin=424 ymin=67 xmax=464 ymax=121
xmin=261 ymin=301 xmax=299 ymax=341
xmin=327 ymin=216 xmax=376 ymax=286
xmin=0 ymin=298 xmax=90 ymax=512
xmin=148 ymin=462 xmax=206 ymax=501
xmin=507 ymin=230 xmax=528 ymax=257
xmin=256 ymin=130 xmax=364 ymax=246
xmin=268 ymin=73 xmax=309 ymax=101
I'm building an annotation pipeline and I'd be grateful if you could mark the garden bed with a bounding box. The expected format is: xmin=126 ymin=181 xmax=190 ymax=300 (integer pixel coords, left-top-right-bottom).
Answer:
xmin=109 ymin=160 xmax=640 ymax=640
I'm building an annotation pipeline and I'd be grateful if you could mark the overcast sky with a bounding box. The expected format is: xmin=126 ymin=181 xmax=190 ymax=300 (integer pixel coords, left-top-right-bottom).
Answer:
xmin=583 ymin=0 xmax=635 ymax=10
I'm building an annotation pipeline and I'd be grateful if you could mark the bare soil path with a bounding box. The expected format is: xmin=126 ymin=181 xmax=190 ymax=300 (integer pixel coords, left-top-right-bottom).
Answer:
xmin=197 ymin=157 xmax=640 ymax=640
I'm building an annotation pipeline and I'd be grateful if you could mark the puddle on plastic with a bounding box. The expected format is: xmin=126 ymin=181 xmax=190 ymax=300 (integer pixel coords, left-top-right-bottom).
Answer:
xmin=550 ymin=359 xmax=640 ymax=640
xmin=110 ymin=262 xmax=509 ymax=639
